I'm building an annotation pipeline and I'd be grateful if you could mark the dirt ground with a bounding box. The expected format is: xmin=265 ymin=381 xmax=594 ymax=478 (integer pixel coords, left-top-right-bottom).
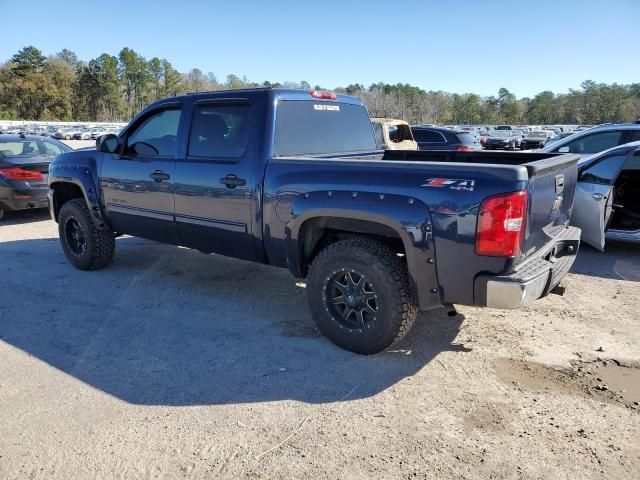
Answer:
xmin=0 ymin=209 xmax=639 ymax=480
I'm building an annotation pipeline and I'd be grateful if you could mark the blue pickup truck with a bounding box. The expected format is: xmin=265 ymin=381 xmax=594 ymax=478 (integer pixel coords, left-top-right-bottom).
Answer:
xmin=48 ymin=88 xmax=581 ymax=354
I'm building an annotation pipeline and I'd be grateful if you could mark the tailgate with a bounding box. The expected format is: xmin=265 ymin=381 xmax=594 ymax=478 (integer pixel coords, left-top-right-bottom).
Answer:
xmin=520 ymin=154 xmax=579 ymax=258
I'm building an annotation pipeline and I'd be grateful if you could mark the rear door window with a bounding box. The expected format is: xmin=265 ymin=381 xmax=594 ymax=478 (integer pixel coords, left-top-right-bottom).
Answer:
xmin=274 ymin=101 xmax=376 ymax=156
xmin=188 ymin=103 xmax=251 ymax=159
xmin=556 ymin=130 xmax=623 ymax=154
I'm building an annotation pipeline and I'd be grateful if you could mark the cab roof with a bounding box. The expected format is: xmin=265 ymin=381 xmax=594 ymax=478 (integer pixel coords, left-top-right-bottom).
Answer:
xmin=155 ymin=88 xmax=364 ymax=107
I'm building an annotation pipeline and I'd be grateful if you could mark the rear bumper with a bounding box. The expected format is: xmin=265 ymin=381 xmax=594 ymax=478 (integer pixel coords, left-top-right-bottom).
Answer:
xmin=0 ymin=184 xmax=49 ymax=211
xmin=473 ymin=226 xmax=581 ymax=309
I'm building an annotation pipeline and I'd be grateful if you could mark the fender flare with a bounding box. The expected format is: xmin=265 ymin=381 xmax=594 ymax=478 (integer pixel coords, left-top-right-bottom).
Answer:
xmin=283 ymin=194 xmax=442 ymax=310
xmin=48 ymin=163 xmax=107 ymax=229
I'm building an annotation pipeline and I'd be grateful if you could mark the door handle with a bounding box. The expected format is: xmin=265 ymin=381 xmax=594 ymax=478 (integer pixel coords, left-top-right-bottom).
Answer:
xmin=592 ymin=193 xmax=604 ymax=201
xmin=150 ymin=170 xmax=170 ymax=182
xmin=220 ymin=174 xmax=246 ymax=189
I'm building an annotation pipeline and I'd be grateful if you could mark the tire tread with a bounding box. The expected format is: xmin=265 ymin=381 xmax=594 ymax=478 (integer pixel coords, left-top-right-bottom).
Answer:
xmin=308 ymin=237 xmax=418 ymax=354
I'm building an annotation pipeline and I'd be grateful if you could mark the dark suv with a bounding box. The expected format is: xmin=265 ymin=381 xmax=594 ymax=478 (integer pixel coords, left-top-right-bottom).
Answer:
xmin=410 ymin=126 xmax=481 ymax=151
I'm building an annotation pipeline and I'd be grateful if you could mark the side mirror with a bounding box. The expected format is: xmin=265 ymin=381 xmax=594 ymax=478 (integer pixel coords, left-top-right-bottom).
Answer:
xmin=558 ymin=146 xmax=570 ymax=153
xmin=97 ymin=134 xmax=119 ymax=153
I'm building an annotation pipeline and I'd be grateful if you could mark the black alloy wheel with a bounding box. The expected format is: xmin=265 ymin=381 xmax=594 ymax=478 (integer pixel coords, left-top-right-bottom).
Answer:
xmin=324 ymin=269 xmax=379 ymax=329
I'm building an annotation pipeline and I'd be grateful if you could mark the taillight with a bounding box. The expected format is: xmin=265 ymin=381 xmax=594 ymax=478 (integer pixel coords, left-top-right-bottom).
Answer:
xmin=0 ymin=167 xmax=45 ymax=181
xmin=456 ymin=145 xmax=475 ymax=152
xmin=310 ymin=90 xmax=337 ymax=100
xmin=475 ymin=190 xmax=528 ymax=257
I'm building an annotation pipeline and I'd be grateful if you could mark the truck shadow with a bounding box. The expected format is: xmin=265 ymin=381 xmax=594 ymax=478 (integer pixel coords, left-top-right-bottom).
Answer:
xmin=571 ymin=240 xmax=640 ymax=282
xmin=0 ymin=236 xmax=469 ymax=406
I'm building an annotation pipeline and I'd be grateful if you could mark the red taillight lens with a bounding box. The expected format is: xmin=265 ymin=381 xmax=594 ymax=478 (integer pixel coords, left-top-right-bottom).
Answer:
xmin=0 ymin=167 xmax=45 ymax=181
xmin=456 ymin=145 xmax=475 ymax=152
xmin=475 ymin=190 xmax=528 ymax=257
xmin=310 ymin=90 xmax=337 ymax=100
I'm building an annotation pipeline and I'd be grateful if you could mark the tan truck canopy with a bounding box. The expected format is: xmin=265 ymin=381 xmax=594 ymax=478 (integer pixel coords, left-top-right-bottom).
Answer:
xmin=370 ymin=118 xmax=418 ymax=150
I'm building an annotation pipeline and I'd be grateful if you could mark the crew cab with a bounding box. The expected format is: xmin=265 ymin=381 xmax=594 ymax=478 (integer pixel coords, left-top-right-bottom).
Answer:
xmin=48 ymin=88 xmax=581 ymax=354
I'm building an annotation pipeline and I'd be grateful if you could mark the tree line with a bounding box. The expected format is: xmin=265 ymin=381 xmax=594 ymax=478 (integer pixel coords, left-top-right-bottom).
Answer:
xmin=1 ymin=46 xmax=639 ymax=125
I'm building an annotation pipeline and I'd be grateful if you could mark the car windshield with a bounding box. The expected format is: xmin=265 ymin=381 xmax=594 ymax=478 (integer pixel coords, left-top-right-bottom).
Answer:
xmin=529 ymin=132 xmax=546 ymax=138
xmin=0 ymin=139 xmax=69 ymax=158
xmin=491 ymin=131 xmax=511 ymax=138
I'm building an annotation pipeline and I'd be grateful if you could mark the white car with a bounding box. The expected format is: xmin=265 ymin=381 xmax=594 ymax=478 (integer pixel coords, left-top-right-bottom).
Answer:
xmin=540 ymin=124 xmax=640 ymax=155
xmin=89 ymin=129 xmax=108 ymax=140
xmin=572 ymin=141 xmax=640 ymax=249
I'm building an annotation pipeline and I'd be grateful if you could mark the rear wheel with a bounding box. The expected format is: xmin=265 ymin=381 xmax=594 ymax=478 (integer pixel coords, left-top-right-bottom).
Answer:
xmin=307 ymin=238 xmax=418 ymax=354
xmin=58 ymin=198 xmax=115 ymax=270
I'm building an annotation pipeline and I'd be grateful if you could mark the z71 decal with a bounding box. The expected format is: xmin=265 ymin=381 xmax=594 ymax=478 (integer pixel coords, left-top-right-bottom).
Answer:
xmin=422 ymin=178 xmax=476 ymax=191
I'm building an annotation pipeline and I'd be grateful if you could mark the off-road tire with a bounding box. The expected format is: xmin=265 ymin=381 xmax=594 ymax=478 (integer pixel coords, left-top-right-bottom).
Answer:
xmin=307 ymin=238 xmax=418 ymax=354
xmin=58 ymin=198 xmax=115 ymax=270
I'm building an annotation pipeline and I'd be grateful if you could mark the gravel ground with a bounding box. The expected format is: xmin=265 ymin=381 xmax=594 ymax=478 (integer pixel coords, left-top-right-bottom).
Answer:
xmin=0 ymin=209 xmax=639 ymax=479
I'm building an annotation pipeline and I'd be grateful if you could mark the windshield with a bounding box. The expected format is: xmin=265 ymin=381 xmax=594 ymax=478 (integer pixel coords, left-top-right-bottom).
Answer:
xmin=274 ymin=101 xmax=377 ymax=156
xmin=529 ymin=132 xmax=546 ymax=138
xmin=491 ymin=131 xmax=512 ymax=138
xmin=0 ymin=139 xmax=70 ymax=159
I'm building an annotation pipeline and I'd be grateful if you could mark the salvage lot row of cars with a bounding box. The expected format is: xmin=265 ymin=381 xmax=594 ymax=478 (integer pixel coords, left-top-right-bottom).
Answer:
xmin=0 ymin=123 xmax=125 ymax=140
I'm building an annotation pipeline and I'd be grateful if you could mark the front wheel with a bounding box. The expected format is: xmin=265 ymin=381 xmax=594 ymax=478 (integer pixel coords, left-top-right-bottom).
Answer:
xmin=58 ymin=198 xmax=115 ymax=270
xmin=307 ymin=238 xmax=418 ymax=354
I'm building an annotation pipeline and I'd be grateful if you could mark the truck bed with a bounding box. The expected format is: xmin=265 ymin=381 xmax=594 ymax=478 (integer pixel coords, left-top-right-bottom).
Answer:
xmin=381 ymin=150 xmax=574 ymax=177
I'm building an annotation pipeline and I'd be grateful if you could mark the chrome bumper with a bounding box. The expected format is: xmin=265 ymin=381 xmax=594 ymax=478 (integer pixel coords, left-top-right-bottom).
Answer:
xmin=474 ymin=226 xmax=581 ymax=309
xmin=485 ymin=273 xmax=550 ymax=309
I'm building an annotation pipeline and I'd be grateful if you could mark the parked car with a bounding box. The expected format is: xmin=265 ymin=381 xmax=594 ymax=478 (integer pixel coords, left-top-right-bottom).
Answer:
xmin=495 ymin=125 xmax=514 ymax=131
xmin=479 ymin=127 xmax=494 ymax=146
xmin=0 ymin=135 xmax=71 ymax=220
xmin=54 ymin=128 xmax=75 ymax=140
xmin=72 ymin=128 xmax=92 ymax=140
xmin=48 ymin=88 xmax=581 ymax=354
xmin=483 ymin=130 xmax=519 ymax=150
xmin=571 ymin=141 xmax=640 ymax=250
xmin=371 ymin=118 xmax=417 ymax=150
xmin=411 ymin=126 xmax=481 ymax=151
xmin=540 ymin=124 xmax=640 ymax=155
xmin=512 ymin=129 xmax=527 ymax=148
xmin=521 ymin=131 xmax=549 ymax=150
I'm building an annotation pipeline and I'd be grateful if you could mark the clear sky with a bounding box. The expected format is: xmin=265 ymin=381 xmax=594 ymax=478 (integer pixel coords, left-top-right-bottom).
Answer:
xmin=1 ymin=0 xmax=638 ymax=98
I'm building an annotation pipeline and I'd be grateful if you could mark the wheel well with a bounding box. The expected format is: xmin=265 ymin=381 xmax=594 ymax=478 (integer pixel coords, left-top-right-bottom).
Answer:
xmin=51 ymin=182 xmax=84 ymax=221
xmin=298 ymin=217 xmax=405 ymax=276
